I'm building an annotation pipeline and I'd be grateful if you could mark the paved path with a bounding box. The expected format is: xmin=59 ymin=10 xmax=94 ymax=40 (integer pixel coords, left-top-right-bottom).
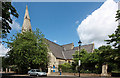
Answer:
xmin=1 ymin=76 xmax=120 ymax=78
xmin=1 ymin=73 xmax=120 ymax=78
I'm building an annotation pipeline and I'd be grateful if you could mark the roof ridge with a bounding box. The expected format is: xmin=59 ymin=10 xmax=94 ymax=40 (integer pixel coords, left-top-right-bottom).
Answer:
xmin=44 ymin=38 xmax=64 ymax=48
xmin=61 ymin=43 xmax=73 ymax=46
xmin=74 ymin=43 xmax=94 ymax=48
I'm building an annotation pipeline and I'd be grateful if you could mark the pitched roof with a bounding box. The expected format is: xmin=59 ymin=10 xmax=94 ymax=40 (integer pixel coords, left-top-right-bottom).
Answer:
xmin=63 ymin=50 xmax=76 ymax=60
xmin=45 ymin=38 xmax=65 ymax=59
xmin=63 ymin=44 xmax=94 ymax=60
xmin=61 ymin=43 xmax=74 ymax=50
xmin=73 ymin=44 xmax=94 ymax=53
xmin=45 ymin=38 xmax=94 ymax=60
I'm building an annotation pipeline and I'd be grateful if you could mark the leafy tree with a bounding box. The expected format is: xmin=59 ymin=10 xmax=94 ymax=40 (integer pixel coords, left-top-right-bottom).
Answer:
xmin=97 ymin=45 xmax=114 ymax=73
xmin=73 ymin=49 xmax=88 ymax=64
xmin=105 ymin=10 xmax=120 ymax=49
xmin=98 ymin=45 xmax=113 ymax=63
xmin=105 ymin=10 xmax=120 ymax=71
xmin=72 ymin=45 xmax=113 ymax=73
xmin=5 ymin=29 xmax=48 ymax=73
xmin=1 ymin=2 xmax=19 ymax=38
xmin=1 ymin=56 xmax=12 ymax=71
xmin=72 ymin=49 xmax=96 ymax=73
xmin=58 ymin=63 xmax=72 ymax=73
xmin=2 ymin=57 xmax=8 ymax=68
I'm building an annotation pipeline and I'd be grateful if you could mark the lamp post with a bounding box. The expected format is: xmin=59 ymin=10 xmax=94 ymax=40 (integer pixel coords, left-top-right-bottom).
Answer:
xmin=78 ymin=40 xmax=82 ymax=77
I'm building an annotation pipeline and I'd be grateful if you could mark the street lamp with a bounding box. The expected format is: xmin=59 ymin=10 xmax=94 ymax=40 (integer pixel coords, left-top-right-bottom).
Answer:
xmin=78 ymin=40 xmax=82 ymax=77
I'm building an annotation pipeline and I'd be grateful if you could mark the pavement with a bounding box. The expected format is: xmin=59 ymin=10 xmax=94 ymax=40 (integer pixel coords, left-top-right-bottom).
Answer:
xmin=1 ymin=75 xmax=120 ymax=78
xmin=1 ymin=73 xmax=120 ymax=78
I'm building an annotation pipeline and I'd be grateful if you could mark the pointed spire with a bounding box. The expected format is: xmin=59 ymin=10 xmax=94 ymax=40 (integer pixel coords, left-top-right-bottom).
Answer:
xmin=24 ymin=5 xmax=30 ymax=20
xmin=22 ymin=5 xmax=32 ymax=33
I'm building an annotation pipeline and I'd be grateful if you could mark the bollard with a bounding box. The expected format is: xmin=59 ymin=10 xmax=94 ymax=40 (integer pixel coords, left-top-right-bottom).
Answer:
xmin=0 ymin=68 xmax=2 ymax=72
xmin=9 ymin=68 xmax=11 ymax=72
xmin=6 ymin=68 xmax=8 ymax=73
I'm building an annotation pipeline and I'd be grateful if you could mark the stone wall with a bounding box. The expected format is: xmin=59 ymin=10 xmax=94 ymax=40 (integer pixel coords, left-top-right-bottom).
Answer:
xmin=48 ymin=52 xmax=59 ymax=74
xmin=48 ymin=51 xmax=73 ymax=74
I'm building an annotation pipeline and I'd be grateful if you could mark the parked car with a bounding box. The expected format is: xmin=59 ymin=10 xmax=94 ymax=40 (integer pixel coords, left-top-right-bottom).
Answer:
xmin=28 ymin=69 xmax=47 ymax=77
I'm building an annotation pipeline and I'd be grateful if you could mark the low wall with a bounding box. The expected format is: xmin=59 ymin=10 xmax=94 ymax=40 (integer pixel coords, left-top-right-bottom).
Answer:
xmin=48 ymin=72 xmax=101 ymax=76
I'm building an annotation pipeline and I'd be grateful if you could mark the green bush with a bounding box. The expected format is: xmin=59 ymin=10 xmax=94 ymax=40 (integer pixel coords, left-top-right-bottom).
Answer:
xmin=80 ymin=69 xmax=92 ymax=73
xmin=58 ymin=63 xmax=73 ymax=73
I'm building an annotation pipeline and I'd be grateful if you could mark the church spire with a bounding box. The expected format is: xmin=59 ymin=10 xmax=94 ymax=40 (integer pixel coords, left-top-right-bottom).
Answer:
xmin=22 ymin=5 xmax=32 ymax=33
xmin=24 ymin=5 xmax=30 ymax=20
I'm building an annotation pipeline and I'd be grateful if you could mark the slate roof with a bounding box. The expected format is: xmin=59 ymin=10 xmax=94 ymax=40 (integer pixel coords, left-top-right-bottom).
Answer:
xmin=63 ymin=44 xmax=94 ymax=60
xmin=73 ymin=44 xmax=94 ymax=53
xmin=45 ymin=38 xmax=65 ymax=59
xmin=63 ymin=50 xmax=76 ymax=60
xmin=62 ymin=43 xmax=74 ymax=50
xmin=45 ymin=38 xmax=94 ymax=60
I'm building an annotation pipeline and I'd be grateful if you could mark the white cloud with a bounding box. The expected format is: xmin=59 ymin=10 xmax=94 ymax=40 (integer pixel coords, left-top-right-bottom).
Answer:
xmin=10 ymin=19 xmax=21 ymax=31
xmin=9 ymin=15 xmax=21 ymax=31
xmin=77 ymin=0 xmax=118 ymax=48
xmin=75 ymin=20 xmax=79 ymax=24
xmin=53 ymin=40 xmax=57 ymax=43
xmin=0 ymin=44 xmax=10 ymax=56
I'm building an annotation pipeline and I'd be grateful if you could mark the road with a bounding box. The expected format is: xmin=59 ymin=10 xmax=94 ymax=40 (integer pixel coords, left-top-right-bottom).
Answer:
xmin=1 ymin=76 xmax=120 ymax=78
xmin=1 ymin=73 xmax=120 ymax=78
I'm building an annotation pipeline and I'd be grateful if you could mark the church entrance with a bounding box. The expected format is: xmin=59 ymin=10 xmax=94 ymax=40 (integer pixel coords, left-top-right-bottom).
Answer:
xmin=53 ymin=65 xmax=55 ymax=72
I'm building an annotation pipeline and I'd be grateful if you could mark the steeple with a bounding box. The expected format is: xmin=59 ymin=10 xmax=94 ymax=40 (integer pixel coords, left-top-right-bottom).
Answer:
xmin=22 ymin=5 xmax=32 ymax=33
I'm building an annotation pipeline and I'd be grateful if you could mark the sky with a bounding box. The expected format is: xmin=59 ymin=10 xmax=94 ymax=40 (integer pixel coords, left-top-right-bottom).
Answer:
xmin=0 ymin=0 xmax=119 ymax=56
xmin=77 ymin=0 xmax=118 ymax=48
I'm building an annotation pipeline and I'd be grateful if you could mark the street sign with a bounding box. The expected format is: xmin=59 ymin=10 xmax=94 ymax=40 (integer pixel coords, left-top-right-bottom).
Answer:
xmin=78 ymin=60 xmax=81 ymax=66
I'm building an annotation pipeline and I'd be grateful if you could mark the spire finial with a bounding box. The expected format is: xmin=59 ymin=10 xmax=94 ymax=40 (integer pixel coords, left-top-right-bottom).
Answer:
xmin=24 ymin=5 xmax=30 ymax=20
xmin=26 ymin=5 xmax=28 ymax=10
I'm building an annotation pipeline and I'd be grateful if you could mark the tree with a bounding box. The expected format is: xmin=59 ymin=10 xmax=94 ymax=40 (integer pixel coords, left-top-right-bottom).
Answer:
xmin=5 ymin=29 xmax=48 ymax=73
xmin=98 ymin=45 xmax=113 ymax=63
xmin=1 ymin=2 xmax=19 ymax=38
xmin=58 ymin=63 xmax=72 ymax=73
xmin=97 ymin=45 xmax=115 ymax=72
xmin=105 ymin=10 xmax=120 ymax=49
xmin=72 ymin=49 xmax=95 ymax=73
xmin=105 ymin=10 xmax=120 ymax=71
xmin=72 ymin=45 xmax=113 ymax=73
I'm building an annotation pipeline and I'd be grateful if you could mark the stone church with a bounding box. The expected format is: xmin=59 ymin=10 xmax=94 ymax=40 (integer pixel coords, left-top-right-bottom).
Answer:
xmin=22 ymin=5 xmax=94 ymax=74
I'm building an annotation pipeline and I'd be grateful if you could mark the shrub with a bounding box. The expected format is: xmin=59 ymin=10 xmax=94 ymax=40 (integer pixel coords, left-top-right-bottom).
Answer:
xmin=58 ymin=63 xmax=73 ymax=73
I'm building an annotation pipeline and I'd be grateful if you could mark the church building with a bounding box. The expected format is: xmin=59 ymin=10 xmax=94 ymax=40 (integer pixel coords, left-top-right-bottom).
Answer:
xmin=22 ymin=5 xmax=94 ymax=74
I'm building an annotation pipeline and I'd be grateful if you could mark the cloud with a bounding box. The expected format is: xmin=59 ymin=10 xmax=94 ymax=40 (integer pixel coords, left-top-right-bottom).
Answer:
xmin=53 ymin=40 xmax=57 ymax=43
xmin=9 ymin=15 xmax=21 ymax=31
xmin=10 ymin=19 xmax=21 ymax=31
xmin=75 ymin=20 xmax=79 ymax=24
xmin=77 ymin=0 xmax=118 ymax=48
xmin=0 ymin=44 xmax=10 ymax=56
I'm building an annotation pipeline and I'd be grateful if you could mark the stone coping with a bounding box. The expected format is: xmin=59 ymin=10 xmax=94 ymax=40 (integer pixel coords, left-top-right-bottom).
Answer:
xmin=48 ymin=72 xmax=101 ymax=77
